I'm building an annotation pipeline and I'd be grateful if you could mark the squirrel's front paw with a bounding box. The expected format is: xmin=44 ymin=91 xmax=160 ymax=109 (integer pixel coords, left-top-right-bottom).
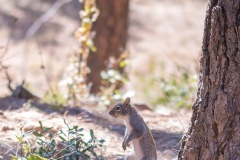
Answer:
xmin=122 ymin=142 xmax=130 ymax=151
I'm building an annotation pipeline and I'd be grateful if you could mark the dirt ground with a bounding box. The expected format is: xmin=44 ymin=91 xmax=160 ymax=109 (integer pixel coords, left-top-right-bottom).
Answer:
xmin=0 ymin=97 xmax=191 ymax=160
xmin=0 ymin=0 xmax=208 ymax=159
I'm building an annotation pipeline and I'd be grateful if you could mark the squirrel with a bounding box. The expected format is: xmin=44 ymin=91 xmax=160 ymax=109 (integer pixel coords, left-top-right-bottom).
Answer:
xmin=109 ymin=97 xmax=157 ymax=160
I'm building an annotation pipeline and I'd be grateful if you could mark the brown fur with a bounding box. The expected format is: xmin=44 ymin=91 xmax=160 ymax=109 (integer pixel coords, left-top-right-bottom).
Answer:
xmin=109 ymin=97 xmax=157 ymax=160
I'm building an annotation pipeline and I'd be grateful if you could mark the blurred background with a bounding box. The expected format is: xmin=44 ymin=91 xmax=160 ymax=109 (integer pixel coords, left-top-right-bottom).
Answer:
xmin=0 ymin=0 xmax=209 ymax=159
xmin=0 ymin=0 xmax=207 ymax=110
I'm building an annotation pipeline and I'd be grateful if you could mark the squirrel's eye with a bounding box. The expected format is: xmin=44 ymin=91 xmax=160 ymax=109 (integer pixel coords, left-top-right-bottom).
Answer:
xmin=116 ymin=106 xmax=121 ymax=111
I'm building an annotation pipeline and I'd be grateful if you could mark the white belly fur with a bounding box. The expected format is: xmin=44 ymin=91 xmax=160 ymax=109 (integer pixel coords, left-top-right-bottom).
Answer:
xmin=124 ymin=117 xmax=132 ymax=136
xmin=123 ymin=117 xmax=144 ymax=160
xmin=132 ymin=139 xmax=143 ymax=160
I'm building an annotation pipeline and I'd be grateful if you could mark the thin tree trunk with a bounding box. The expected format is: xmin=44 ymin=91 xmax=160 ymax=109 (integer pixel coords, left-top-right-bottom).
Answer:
xmin=179 ymin=0 xmax=240 ymax=159
xmin=87 ymin=0 xmax=129 ymax=94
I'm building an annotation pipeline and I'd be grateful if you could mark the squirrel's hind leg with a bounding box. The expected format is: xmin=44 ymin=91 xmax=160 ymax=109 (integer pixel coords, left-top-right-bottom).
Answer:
xmin=141 ymin=156 xmax=156 ymax=160
xmin=124 ymin=154 xmax=135 ymax=160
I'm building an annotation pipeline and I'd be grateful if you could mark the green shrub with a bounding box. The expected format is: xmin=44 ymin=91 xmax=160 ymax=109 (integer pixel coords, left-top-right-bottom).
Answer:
xmin=11 ymin=120 xmax=105 ymax=160
xmin=136 ymin=65 xmax=198 ymax=109
xmin=78 ymin=50 xmax=131 ymax=107
xmin=156 ymin=68 xmax=198 ymax=109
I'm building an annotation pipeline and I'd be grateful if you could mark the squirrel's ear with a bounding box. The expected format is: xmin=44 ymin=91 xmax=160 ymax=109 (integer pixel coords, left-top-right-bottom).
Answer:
xmin=124 ymin=97 xmax=130 ymax=105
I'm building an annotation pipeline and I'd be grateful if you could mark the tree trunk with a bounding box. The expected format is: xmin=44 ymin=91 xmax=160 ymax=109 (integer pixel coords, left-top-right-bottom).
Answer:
xmin=179 ymin=0 xmax=240 ymax=159
xmin=87 ymin=0 xmax=129 ymax=94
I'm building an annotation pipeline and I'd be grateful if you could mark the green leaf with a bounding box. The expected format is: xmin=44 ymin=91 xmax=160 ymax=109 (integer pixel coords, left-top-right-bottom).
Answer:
xmin=48 ymin=132 xmax=54 ymax=139
xmin=33 ymin=131 xmax=43 ymax=137
xmin=73 ymin=125 xmax=78 ymax=131
xmin=83 ymin=154 xmax=90 ymax=159
xmin=27 ymin=153 xmax=48 ymax=160
xmin=39 ymin=121 xmax=43 ymax=130
xmin=59 ymin=135 xmax=66 ymax=141
xmin=78 ymin=128 xmax=84 ymax=132
xmin=69 ymin=131 xmax=76 ymax=135
xmin=92 ymin=151 xmax=97 ymax=157
xmin=98 ymin=139 xmax=105 ymax=143
xmin=10 ymin=155 xmax=18 ymax=160
xmin=16 ymin=135 xmax=23 ymax=143
xmin=119 ymin=59 xmax=128 ymax=68
xmin=23 ymin=144 xmax=30 ymax=153
xmin=90 ymin=129 xmax=94 ymax=140
xmin=59 ymin=130 xmax=67 ymax=137
xmin=90 ymin=44 xmax=97 ymax=52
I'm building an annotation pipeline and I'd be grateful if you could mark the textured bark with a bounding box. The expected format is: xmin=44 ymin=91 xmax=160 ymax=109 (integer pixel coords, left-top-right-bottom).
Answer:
xmin=179 ymin=0 xmax=240 ymax=159
xmin=87 ymin=0 xmax=129 ymax=93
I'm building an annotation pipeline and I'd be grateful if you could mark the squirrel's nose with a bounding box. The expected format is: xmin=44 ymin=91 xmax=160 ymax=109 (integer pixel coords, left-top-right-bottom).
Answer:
xmin=109 ymin=110 xmax=113 ymax=116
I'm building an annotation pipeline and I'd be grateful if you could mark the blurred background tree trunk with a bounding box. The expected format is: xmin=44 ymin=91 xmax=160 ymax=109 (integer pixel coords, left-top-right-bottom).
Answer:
xmin=87 ymin=0 xmax=129 ymax=94
xmin=179 ymin=0 xmax=240 ymax=159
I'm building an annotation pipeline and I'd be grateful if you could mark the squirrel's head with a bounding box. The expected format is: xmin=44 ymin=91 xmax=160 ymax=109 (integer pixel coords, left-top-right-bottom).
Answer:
xmin=109 ymin=97 xmax=131 ymax=118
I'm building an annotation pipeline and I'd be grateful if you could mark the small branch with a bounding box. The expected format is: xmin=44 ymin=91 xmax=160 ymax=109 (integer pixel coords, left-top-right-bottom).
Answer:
xmin=37 ymin=43 xmax=58 ymax=103
xmin=0 ymin=18 xmax=17 ymax=93
xmin=5 ymin=70 xmax=13 ymax=91
xmin=0 ymin=18 xmax=17 ymax=59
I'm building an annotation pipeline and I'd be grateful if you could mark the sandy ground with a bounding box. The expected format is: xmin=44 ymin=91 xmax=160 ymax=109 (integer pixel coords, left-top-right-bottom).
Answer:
xmin=0 ymin=97 xmax=191 ymax=160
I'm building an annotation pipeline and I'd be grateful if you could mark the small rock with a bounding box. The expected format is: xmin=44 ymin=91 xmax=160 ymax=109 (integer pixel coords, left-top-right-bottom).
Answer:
xmin=134 ymin=103 xmax=153 ymax=111
xmin=24 ymin=124 xmax=57 ymax=134
xmin=1 ymin=126 xmax=14 ymax=132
